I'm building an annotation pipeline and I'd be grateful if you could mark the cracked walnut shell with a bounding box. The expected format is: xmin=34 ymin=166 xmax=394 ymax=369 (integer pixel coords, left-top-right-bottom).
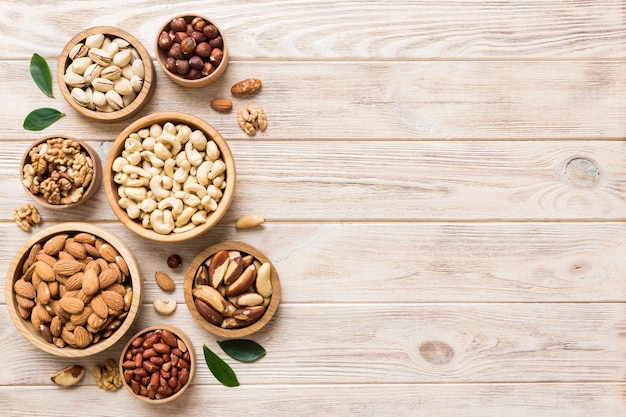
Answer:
xmin=237 ymin=104 xmax=267 ymax=136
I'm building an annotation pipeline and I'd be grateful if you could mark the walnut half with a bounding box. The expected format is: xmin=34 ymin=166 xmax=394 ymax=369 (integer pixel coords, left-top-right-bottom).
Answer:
xmin=14 ymin=204 xmax=42 ymax=232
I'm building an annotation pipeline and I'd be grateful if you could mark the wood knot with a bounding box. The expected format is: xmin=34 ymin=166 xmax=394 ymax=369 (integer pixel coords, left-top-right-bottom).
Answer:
xmin=564 ymin=158 xmax=600 ymax=188
xmin=419 ymin=340 xmax=454 ymax=365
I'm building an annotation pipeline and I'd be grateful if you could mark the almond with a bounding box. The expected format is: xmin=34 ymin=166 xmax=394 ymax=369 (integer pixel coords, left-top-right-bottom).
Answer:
xmin=36 ymin=252 xmax=58 ymax=267
xmin=73 ymin=326 xmax=91 ymax=348
xmin=53 ymin=259 xmax=85 ymax=277
xmin=72 ymin=233 xmax=96 ymax=244
xmin=64 ymin=272 xmax=85 ymax=291
xmin=98 ymin=268 xmax=118 ymax=289
xmin=36 ymin=282 xmax=51 ymax=305
xmin=34 ymin=261 xmax=55 ymax=282
xmin=115 ymin=255 xmax=130 ymax=277
xmin=155 ymin=271 xmax=175 ymax=292
xmin=64 ymin=240 xmax=87 ymax=259
xmin=16 ymin=294 xmax=35 ymax=309
xmin=42 ymin=234 xmax=68 ymax=256
xmin=14 ymin=279 xmax=36 ymax=299
xmin=82 ymin=269 xmax=100 ymax=295
xmin=70 ymin=306 xmax=93 ymax=326
xmin=210 ymin=97 xmax=233 ymax=112
xmin=101 ymin=290 xmax=125 ymax=311
xmin=59 ymin=296 xmax=85 ymax=315
xmin=98 ymin=243 xmax=119 ymax=263
xmin=91 ymin=294 xmax=109 ymax=319
xmin=57 ymin=251 xmax=76 ymax=261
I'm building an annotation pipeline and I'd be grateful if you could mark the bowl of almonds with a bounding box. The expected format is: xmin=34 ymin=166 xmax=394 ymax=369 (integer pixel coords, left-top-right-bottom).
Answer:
xmin=58 ymin=26 xmax=155 ymax=122
xmin=155 ymin=14 xmax=228 ymax=87
xmin=20 ymin=135 xmax=101 ymax=209
xmin=119 ymin=325 xmax=195 ymax=403
xmin=184 ymin=241 xmax=281 ymax=337
xmin=5 ymin=222 xmax=143 ymax=357
xmin=103 ymin=112 xmax=236 ymax=242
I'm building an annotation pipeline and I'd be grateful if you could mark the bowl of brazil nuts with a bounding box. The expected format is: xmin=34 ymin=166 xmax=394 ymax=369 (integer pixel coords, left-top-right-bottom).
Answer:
xmin=21 ymin=135 xmax=102 ymax=209
xmin=119 ymin=325 xmax=195 ymax=403
xmin=103 ymin=112 xmax=236 ymax=242
xmin=58 ymin=26 xmax=155 ymax=122
xmin=184 ymin=241 xmax=281 ymax=338
xmin=5 ymin=222 xmax=143 ymax=357
xmin=155 ymin=14 xmax=228 ymax=87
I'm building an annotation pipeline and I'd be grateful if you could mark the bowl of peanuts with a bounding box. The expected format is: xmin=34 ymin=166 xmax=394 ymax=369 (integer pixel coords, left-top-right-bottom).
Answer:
xmin=20 ymin=135 xmax=102 ymax=209
xmin=5 ymin=222 xmax=143 ymax=357
xmin=119 ymin=325 xmax=195 ymax=403
xmin=103 ymin=112 xmax=236 ymax=242
xmin=184 ymin=241 xmax=281 ymax=338
xmin=155 ymin=14 xmax=229 ymax=87
xmin=58 ymin=26 xmax=155 ymax=122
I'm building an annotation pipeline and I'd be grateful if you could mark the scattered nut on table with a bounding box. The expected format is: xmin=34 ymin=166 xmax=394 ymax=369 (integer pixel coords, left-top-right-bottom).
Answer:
xmin=22 ymin=137 xmax=94 ymax=205
xmin=210 ymin=98 xmax=232 ymax=112
xmin=51 ymin=364 xmax=85 ymax=386
xmin=155 ymin=271 xmax=175 ymax=292
xmin=235 ymin=214 xmax=265 ymax=229
xmin=93 ymin=359 xmax=124 ymax=391
xmin=153 ymin=298 xmax=177 ymax=315
xmin=237 ymin=104 xmax=267 ymax=136
xmin=14 ymin=204 xmax=42 ymax=232
xmin=167 ymin=254 xmax=182 ymax=268
xmin=231 ymin=78 xmax=262 ymax=95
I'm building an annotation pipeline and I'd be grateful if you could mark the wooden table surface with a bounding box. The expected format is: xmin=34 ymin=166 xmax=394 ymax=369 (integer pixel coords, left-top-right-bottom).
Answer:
xmin=1 ymin=1 xmax=625 ymax=415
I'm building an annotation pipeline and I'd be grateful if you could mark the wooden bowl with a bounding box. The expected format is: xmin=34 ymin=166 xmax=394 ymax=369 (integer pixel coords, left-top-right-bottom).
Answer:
xmin=20 ymin=135 xmax=102 ymax=209
xmin=103 ymin=112 xmax=236 ymax=242
xmin=58 ymin=26 xmax=155 ymax=122
xmin=184 ymin=241 xmax=281 ymax=338
xmin=119 ymin=325 xmax=195 ymax=403
xmin=155 ymin=14 xmax=229 ymax=88
xmin=5 ymin=223 xmax=143 ymax=357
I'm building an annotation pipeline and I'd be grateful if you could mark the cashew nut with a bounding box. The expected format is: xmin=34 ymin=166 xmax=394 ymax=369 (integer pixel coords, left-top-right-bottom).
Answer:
xmin=158 ymin=197 xmax=184 ymax=218
xmin=173 ymin=160 xmax=191 ymax=183
xmin=189 ymin=129 xmax=207 ymax=151
xmin=184 ymin=181 xmax=208 ymax=198
xmin=149 ymin=175 xmax=171 ymax=200
xmin=154 ymin=142 xmax=172 ymax=161
xmin=121 ymin=150 xmax=141 ymax=165
xmin=124 ymin=137 xmax=142 ymax=152
xmin=112 ymin=156 xmax=129 ymax=172
xmin=201 ymin=195 xmax=218 ymax=212
xmin=208 ymin=159 xmax=226 ymax=180
xmin=141 ymin=160 xmax=162 ymax=176
xmin=117 ymin=185 xmax=126 ymax=198
xmin=124 ymin=186 xmax=148 ymax=202
xmin=142 ymin=136 xmax=155 ymax=151
xmin=121 ymin=164 xmax=150 ymax=178
xmin=181 ymin=193 xmax=201 ymax=207
xmin=141 ymin=150 xmax=165 ymax=168
xmin=207 ymin=184 xmax=223 ymax=200
xmin=119 ymin=197 xmax=140 ymax=219
xmin=138 ymin=198 xmax=157 ymax=213
xmin=149 ymin=123 xmax=162 ymax=138
xmin=153 ymin=298 xmax=176 ymax=315
xmin=176 ymin=206 xmax=198 ymax=227
xmin=137 ymin=128 xmax=150 ymax=139
xmin=176 ymin=124 xmax=192 ymax=144
xmin=174 ymin=223 xmax=196 ymax=233
xmin=150 ymin=209 xmax=175 ymax=234
xmin=185 ymin=140 xmax=203 ymax=167
xmin=213 ymin=174 xmax=225 ymax=188
xmin=206 ymin=140 xmax=220 ymax=161
xmin=191 ymin=210 xmax=208 ymax=225
xmin=163 ymin=158 xmax=175 ymax=178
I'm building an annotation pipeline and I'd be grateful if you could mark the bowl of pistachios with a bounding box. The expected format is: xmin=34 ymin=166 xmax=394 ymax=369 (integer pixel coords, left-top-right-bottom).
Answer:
xmin=58 ymin=26 xmax=155 ymax=122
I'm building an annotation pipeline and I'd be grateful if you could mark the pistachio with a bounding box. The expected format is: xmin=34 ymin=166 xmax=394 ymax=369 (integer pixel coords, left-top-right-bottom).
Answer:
xmin=113 ymin=78 xmax=133 ymax=96
xmin=71 ymin=57 xmax=93 ymax=75
xmin=130 ymin=75 xmax=143 ymax=93
xmin=131 ymin=59 xmax=145 ymax=78
xmin=92 ymin=90 xmax=107 ymax=108
xmin=69 ymin=43 xmax=88 ymax=60
xmin=100 ymin=65 xmax=122 ymax=80
xmin=105 ymin=90 xmax=124 ymax=110
xmin=85 ymin=33 xmax=105 ymax=49
xmin=70 ymin=87 xmax=90 ymax=107
xmin=83 ymin=63 xmax=103 ymax=84
xmin=63 ymin=72 xmax=86 ymax=89
xmin=91 ymin=77 xmax=115 ymax=92
xmin=88 ymin=48 xmax=112 ymax=66
xmin=113 ymin=49 xmax=133 ymax=67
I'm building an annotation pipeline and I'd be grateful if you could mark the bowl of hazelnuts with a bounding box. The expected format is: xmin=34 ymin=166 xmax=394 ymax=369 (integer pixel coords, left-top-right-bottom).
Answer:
xmin=156 ymin=14 xmax=228 ymax=88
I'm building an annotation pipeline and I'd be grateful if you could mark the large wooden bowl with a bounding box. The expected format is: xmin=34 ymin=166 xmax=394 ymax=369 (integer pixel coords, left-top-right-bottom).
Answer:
xmin=58 ymin=26 xmax=155 ymax=122
xmin=103 ymin=112 xmax=236 ymax=242
xmin=155 ymin=14 xmax=229 ymax=88
xmin=20 ymin=135 xmax=102 ymax=209
xmin=184 ymin=241 xmax=281 ymax=338
xmin=119 ymin=324 xmax=195 ymax=403
xmin=5 ymin=223 xmax=143 ymax=357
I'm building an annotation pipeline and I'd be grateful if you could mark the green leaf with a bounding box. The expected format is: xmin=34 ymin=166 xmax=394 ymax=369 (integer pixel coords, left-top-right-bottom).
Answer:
xmin=203 ymin=344 xmax=240 ymax=387
xmin=218 ymin=339 xmax=266 ymax=363
xmin=30 ymin=54 xmax=54 ymax=98
xmin=23 ymin=108 xmax=65 ymax=131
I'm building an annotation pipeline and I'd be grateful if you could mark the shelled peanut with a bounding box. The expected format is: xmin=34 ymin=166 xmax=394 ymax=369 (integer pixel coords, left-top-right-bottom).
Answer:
xmin=64 ymin=33 xmax=145 ymax=112
xmin=192 ymin=250 xmax=272 ymax=329
xmin=111 ymin=122 xmax=227 ymax=234
xmin=13 ymin=232 xmax=133 ymax=349
xmin=121 ymin=329 xmax=191 ymax=400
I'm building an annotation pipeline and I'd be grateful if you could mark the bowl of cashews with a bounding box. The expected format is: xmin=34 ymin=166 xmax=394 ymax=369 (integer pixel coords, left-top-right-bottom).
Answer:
xmin=103 ymin=112 xmax=236 ymax=242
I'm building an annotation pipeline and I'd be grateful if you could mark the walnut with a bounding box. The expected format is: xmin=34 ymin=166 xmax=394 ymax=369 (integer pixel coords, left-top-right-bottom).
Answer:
xmin=14 ymin=204 xmax=42 ymax=232
xmin=21 ymin=138 xmax=94 ymax=205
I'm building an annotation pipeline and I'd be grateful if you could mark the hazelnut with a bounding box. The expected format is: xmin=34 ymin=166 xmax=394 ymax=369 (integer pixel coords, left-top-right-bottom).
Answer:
xmin=167 ymin=43 xmax=184 ymax=60
xmin=173 ymin=31 xmax=188 ymax=44
xmin=209 ymin=48 xmax=223 ymax=66
xmin=170 ymin=17 xmax=187 ymax=33
xmin=203 ymin=24 xmax=219 ymax=39
xmin=201 ymin=62 xmax=215 ymax=76
xmin=158 ymin=31 xmax=173 ymax=50
xmin=186 ymin=24 xmax=194 ymax=36
xmin=167 ymin=254 xmax=182 ymax=269
xmin=175 ymin=59 xmax=190 ymax=75
xmin=208 ymin=36 xmax=223 ymax=49
xmin=191 ymin=31 xmax=206 ymax=43
xmin=189 ymin=55 xmax=204 ymax=70
xmin=186 ymin=68 xmax=201 ymax=80
xmin=180 ymin=37 xmax=196 ymax=55
xmin=191 ymin=17 xmax=206 ymax=31
xmin=165 ymin=56 xmax=177 ymax=73
xmin=195 ymin=42 xmax=211 ymax=58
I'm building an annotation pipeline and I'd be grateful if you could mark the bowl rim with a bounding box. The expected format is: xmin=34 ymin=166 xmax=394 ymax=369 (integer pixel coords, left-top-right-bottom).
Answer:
xmin=5 ymin=222 xmax=143 ymax=357
xmin=118 ymin=324 xmax=196 ymax=403
xmin=20 ymin=134 xmax=102 ymax=209
xmin=183 ymin=241 xmax=281 ymax=338
xmin=103 ymin=111 xmax=236 ymax=242
xmin=57 ymin=25 xmax=155 ymax=122
xmin=155 ymin=14 xmax=229 ymax=87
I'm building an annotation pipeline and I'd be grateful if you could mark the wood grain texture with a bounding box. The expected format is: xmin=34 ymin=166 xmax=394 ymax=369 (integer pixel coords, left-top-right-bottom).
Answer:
xmin=2 ymin=61 xmax=625 ymax=140
xmin=1 ymin=1 xmax=624 ymax=59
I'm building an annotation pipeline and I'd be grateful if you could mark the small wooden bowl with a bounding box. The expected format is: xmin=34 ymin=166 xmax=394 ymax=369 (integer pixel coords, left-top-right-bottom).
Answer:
xmin=184 ymin=241 xmax=281 ymax=338
xmin=20 ymin=135 xmax=102 ymax=209
xmin=5 ymin=223 xmax=143 ymax=357
xmin=119 ymin=325 xmax=195 ymax=403
xmin=58 ymin=26 xmax=155 ymax=122
xmin=103 ymin=112 xmax=236 ymax=242
xmin=155 ymin=14 xmax=229 ymax=88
